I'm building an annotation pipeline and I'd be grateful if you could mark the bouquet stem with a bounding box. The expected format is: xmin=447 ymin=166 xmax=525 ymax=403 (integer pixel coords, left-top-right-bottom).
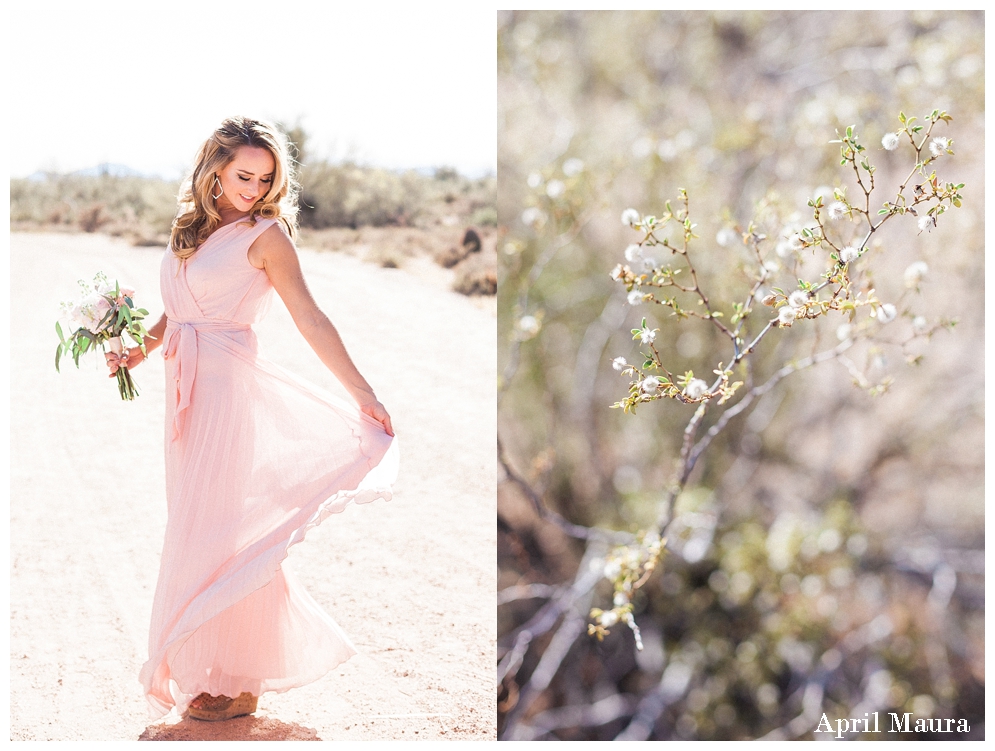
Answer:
xmin=116 ymin=366 xmax=139 ymax=400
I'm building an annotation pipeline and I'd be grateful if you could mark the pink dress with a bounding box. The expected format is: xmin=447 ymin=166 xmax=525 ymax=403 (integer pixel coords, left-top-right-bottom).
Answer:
xmin=139 ymin=217 xmax=398 ymax=716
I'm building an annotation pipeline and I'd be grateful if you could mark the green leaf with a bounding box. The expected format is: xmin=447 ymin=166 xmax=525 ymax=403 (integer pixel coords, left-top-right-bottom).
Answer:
xmin=55 ymin=344 xmax=62 ymax=372
xmin=55 ymin=321 xmax=65 ymax=344
xmin=96 ymin=307 xmax=114 ymax=330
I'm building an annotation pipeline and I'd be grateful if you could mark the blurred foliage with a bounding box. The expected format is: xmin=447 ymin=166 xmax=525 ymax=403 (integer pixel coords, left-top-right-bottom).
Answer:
xmin=286 ymin=124 xmax=495 ymax=230
xmin=10 ymin=172 xmax=180 ymax=243
xmin=11 ymin=127 xmax=496 ymax=239
xmin=497 ymin=10 xmax=983 ymax=741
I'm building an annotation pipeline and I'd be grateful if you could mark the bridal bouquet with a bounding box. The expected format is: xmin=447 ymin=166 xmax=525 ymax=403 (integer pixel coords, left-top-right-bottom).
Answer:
xmin=55 ymin=272 xmax=152 ymax=400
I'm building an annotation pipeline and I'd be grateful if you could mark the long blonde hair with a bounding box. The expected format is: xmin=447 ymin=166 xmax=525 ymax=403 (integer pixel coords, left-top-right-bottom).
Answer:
xmin=170 ymin=117 xmax=300 ymax=259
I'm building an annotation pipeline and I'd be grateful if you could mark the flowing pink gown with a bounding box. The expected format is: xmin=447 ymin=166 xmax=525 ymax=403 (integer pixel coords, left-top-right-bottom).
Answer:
xmin=139 ymin=216 xmax=398 ymax=716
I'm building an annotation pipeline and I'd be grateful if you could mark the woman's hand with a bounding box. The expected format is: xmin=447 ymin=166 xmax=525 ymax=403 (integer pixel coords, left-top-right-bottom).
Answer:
xmin=361 ymin=400 xmax=394 ymax=437
xmin=105 ymin=347 xmax=146 ymax=377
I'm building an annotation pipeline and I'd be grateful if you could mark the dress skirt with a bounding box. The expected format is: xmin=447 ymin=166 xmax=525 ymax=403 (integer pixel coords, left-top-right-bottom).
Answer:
xmin=138 ymin=217 xmax=397 ymax=716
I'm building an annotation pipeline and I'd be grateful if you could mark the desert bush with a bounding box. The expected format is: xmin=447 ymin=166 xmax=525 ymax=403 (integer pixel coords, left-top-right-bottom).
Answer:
xmin=436 ymin=244 xmax=469 ymax=268
xmin=295 ymin=162 xmax=495 ymax=230
xmin=78 ymin=203 xmax=109 ymax=233
xmin=298 ymin=162 xmax=431 ymax=228
xmin=366 ymin=245 xmax=404 ymax=269
xmin=498 ymin=9 xmax=983 ymax=742
xmin=10 ymin=173 xmax=179 ymax=238
xmin=453 ymin=253 xmax=498 ymax=296
xmin=12 ymin=128 xmax=496 ymax=240
xmin=471 ymin=205 xmax=498 ymax=227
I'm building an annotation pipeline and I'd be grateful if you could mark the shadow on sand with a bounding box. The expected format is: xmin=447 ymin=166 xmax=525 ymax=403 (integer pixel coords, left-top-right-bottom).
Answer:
xmin=139 ymin=715 xmax=321 ymax=741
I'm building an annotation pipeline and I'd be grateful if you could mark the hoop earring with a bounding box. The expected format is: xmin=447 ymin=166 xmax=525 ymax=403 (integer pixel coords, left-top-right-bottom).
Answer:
xmin=211 ymin=175 xmax=224 ymax=200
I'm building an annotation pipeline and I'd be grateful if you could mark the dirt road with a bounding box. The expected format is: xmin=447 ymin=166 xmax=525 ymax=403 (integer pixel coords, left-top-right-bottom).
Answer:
xmin=8 ymin=232 xmax=496 ymax=741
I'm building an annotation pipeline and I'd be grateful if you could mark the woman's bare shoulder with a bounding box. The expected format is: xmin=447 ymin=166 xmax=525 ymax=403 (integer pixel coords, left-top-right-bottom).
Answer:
xmin=248 ymin=220 xmax=296 ymax=268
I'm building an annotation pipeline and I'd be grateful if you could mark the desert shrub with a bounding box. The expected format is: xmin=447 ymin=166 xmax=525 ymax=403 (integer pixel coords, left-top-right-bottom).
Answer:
xmin=10 ymin=173 xmax=178 ymax=237
xmin=498 ymin=9 xmax=983 ymax=742
xmin=296 ymin=162 xmax=497 ymax=230
xmin=298 ymin=163 xmax=431 ymax=228
xmin=471 ymin=205 xmax=498 ymax=226
xmin=366 ymin=245 xmax=404 ymax=269
xmin=78 ymin=203 xmax=109 ymax=233
xmin=453 ymin=254 xmax=497 ymax=295
xmin=436 ymin=244 xmax=469 ymax=268
xmin=12 ymin=127 xmax=496 ymax=240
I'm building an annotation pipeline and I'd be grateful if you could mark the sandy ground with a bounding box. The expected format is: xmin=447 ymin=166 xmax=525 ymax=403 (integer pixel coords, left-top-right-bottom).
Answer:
xmin=8 ymin=232 xmax=497 ymax=741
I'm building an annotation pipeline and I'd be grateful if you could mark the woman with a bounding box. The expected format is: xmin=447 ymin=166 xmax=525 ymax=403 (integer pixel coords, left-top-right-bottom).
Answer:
xmin=106 ymin=116 xmax=398 ymax=722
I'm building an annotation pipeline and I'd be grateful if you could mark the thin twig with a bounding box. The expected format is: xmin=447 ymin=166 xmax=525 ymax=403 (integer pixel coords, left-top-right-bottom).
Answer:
xmin=497 ymin=583 xmax=561 ymax=606
xmin=498 ymin=434 xmax=633 ymax=544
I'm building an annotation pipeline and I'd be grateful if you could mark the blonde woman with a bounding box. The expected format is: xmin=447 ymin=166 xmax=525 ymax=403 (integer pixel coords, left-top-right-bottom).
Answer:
xmin=106 ymin=116 xmax=397 ymax=721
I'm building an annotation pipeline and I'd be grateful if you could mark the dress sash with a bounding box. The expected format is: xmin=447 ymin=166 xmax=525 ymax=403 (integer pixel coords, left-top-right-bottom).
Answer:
xmin=162 ymin=318 xmax=252 ymax=441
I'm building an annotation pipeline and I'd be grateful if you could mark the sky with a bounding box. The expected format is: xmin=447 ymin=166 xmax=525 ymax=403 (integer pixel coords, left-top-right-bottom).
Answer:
xmin=8 ymin=3 xmax=496 ymax=178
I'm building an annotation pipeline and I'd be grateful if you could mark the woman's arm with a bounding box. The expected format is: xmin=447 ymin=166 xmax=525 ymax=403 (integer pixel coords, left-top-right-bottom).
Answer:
xmin=249 ymin=224 xmax=394 ymax=436
xmin=105 ymin=312 xmax=167 ymax=374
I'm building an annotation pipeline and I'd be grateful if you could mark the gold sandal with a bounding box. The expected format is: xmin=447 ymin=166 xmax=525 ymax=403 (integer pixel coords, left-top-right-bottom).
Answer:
xmin=186 ymin=691 xmax=258 ymax=721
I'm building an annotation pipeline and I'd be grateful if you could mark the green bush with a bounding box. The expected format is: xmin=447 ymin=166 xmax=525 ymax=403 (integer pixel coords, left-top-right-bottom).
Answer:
xmin=298 ymin=163 xmax=431 ymax=228
xmin=10 ymin=174 xmax=179 ymax=234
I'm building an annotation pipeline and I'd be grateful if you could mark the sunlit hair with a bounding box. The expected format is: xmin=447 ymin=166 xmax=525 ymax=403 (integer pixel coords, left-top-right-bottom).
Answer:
xmin=170 ymin=116 xmax=299 ymax=259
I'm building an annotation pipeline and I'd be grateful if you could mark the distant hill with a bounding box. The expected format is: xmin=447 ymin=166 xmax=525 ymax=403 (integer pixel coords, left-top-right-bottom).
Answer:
xmin=23 ymin=163 xmax=162 ymax=181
